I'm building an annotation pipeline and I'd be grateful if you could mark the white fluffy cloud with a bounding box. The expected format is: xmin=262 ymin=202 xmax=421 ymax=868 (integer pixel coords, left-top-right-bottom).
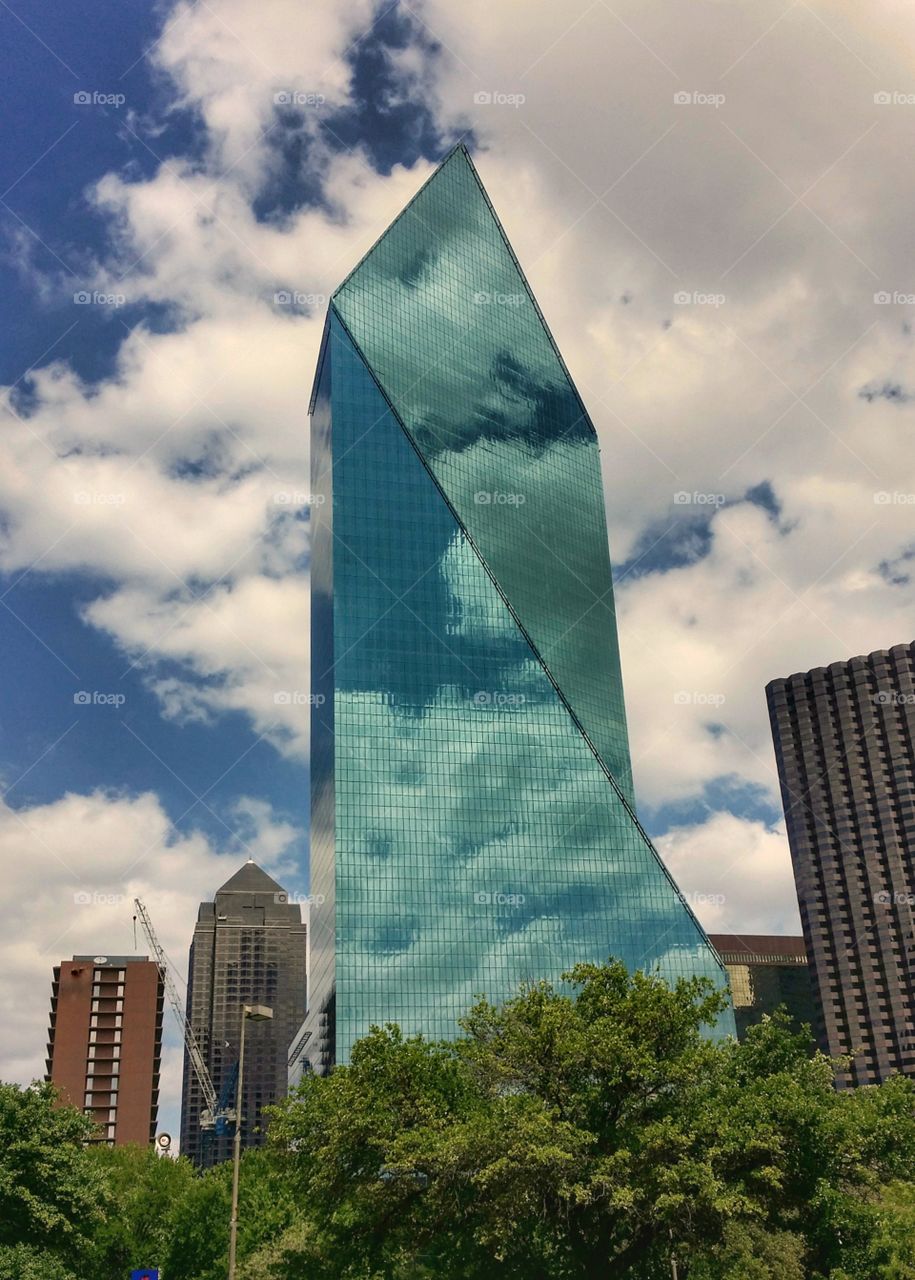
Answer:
xmin=5 ymin=0 xmax=915 ymax=989
xmin=657 ymin=810 xmax=801 ymax=936
xmin=0 ymin=789 xmax=302 ymax=1115
xmin=0 ymin=32 xmax=439 ymax=753
xmin=413 ymin=0 xmax=915 ymax=886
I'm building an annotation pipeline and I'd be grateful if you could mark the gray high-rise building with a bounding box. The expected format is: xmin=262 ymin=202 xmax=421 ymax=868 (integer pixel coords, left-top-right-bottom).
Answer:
xmin=767 ymin=641 xmax=915 ymax=1085
xmin=180 ymin=861 xmax=307 ymax=1166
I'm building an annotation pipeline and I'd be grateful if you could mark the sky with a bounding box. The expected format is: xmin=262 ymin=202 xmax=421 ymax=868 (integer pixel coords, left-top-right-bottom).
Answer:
xmin=1 ymin=0 xmax=914 ymax=1137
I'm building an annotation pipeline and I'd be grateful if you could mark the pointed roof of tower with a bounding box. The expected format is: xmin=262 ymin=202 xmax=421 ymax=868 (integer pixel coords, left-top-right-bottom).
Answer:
xmin=216 ymin=859 xmax=286 ymax=896
xmin=319 ymin=139 xmax=635 ymax=803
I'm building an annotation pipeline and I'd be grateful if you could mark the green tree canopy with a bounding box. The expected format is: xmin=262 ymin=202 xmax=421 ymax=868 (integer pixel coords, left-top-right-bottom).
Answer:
xmin=267 ymin=960 xmax=915 ymax=1280
xmin=4 ymin=963 xmax=915 ymax=1279
xmin=0 ymin=1080 xmax=106 ymax=1271
xmin=83 ymin=1142 xmax=197 ymax=1279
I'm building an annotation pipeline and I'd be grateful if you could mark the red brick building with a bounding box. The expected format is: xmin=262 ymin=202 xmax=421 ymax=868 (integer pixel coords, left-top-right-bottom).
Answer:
xmin=46 ymin=955 xmax=163 ymax=1145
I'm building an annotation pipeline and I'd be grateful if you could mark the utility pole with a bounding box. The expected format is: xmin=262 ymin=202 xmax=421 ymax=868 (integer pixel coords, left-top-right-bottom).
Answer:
xmin=227 ymin=1004 xmax=273 ymax=1280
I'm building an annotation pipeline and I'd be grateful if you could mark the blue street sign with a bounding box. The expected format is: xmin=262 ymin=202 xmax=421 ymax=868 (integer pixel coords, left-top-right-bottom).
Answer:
xmin=131 ymin=1270 xmax=159 ymax=1280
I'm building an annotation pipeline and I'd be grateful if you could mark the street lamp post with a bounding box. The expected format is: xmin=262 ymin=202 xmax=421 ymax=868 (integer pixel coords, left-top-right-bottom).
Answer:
xmin=227 ymin=1003 xmax=273 ymax=1280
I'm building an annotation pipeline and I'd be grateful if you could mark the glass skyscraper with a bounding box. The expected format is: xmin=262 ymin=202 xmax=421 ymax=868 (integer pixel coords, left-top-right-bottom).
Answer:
xmin=291 ymin=143 xmax=733 ymax=1077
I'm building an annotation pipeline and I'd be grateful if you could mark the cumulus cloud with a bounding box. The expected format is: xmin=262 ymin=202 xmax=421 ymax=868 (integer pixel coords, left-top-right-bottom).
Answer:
xmin=5 ymin=0 xmax=915 ymax=1038
xmin=0 ymin=16 xmax=441 ymax=757
xmin=656 ymin=810 xmax=802 ymax=935
xmin=0 ymin=788 xmax=302 ymax=1103
xmin=404 ymin=0 xmax=915 ymax=890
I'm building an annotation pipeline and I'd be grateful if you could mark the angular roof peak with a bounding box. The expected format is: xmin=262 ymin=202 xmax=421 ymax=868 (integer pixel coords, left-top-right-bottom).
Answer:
xmin=216 ymin=860 xmax=286 ymax=896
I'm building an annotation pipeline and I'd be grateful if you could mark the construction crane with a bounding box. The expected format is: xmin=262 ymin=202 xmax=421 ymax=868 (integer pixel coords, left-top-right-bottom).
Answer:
xmin=133 ymin=897 xmax=234 ymax=1132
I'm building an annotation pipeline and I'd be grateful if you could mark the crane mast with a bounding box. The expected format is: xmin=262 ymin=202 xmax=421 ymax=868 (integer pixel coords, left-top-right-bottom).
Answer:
xmin=133 ymin=897 xmax=227 ymax=1129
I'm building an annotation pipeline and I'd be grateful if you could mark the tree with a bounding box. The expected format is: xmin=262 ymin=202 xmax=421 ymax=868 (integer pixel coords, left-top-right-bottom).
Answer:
xmin=162 ymin=1148 xmax=300 ymax=1280
xmin=0 ymin=1243 xmax=78 ymax=1280
xmin=0 ymin=1080 xmax=106 ymax=1272
xmin=83 ymin=1143 xmax=197 ymax=1279
xmin=268 ymin=960 xmax=915 ymax=1279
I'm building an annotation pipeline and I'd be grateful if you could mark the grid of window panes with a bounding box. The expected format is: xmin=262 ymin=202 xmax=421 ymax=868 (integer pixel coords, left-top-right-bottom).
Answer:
xmin=333 ymin=145 xmax=635 ymax=805
xmin=299 ymin=333 xmax=337 ymax=1076
xmin=182 ymin=904 xmax=307 ymax=1165
xmin=311 ymin=309 xmax=732 ymax=1067
xmin=85 ymin=966 xmax=125 ymax=1143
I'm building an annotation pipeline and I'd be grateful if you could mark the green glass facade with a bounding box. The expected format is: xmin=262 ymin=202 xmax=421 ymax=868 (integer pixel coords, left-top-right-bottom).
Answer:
xmin=291 ymin=145 xmax=733 ymax=1077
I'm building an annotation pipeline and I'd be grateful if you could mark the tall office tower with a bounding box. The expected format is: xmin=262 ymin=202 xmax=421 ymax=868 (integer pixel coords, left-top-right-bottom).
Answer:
xmin=708 ymin=934 xmax=817 ymax=1041
xmin=767 ymin=642 xmax=915 ymax=1085
xmin=46 ymin=954 xmax=163 ymax=1145
xmin=291 ymin=142 xmax=732 ymax=1079
xmin=180 ymin=861 xmax=307 ymax=1167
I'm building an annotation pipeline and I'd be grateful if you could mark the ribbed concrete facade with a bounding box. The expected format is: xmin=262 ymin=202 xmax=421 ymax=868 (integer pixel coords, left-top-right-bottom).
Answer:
xmin=767 ymin=642 xmax=915 ymax=1084
xmin=47 ymin=955 xmax=163 ymax=1145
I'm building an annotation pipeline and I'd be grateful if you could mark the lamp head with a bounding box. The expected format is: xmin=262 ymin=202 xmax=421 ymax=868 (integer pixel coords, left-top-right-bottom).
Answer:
xmin=243 ymin=1003 xmax=274 ymax=1022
